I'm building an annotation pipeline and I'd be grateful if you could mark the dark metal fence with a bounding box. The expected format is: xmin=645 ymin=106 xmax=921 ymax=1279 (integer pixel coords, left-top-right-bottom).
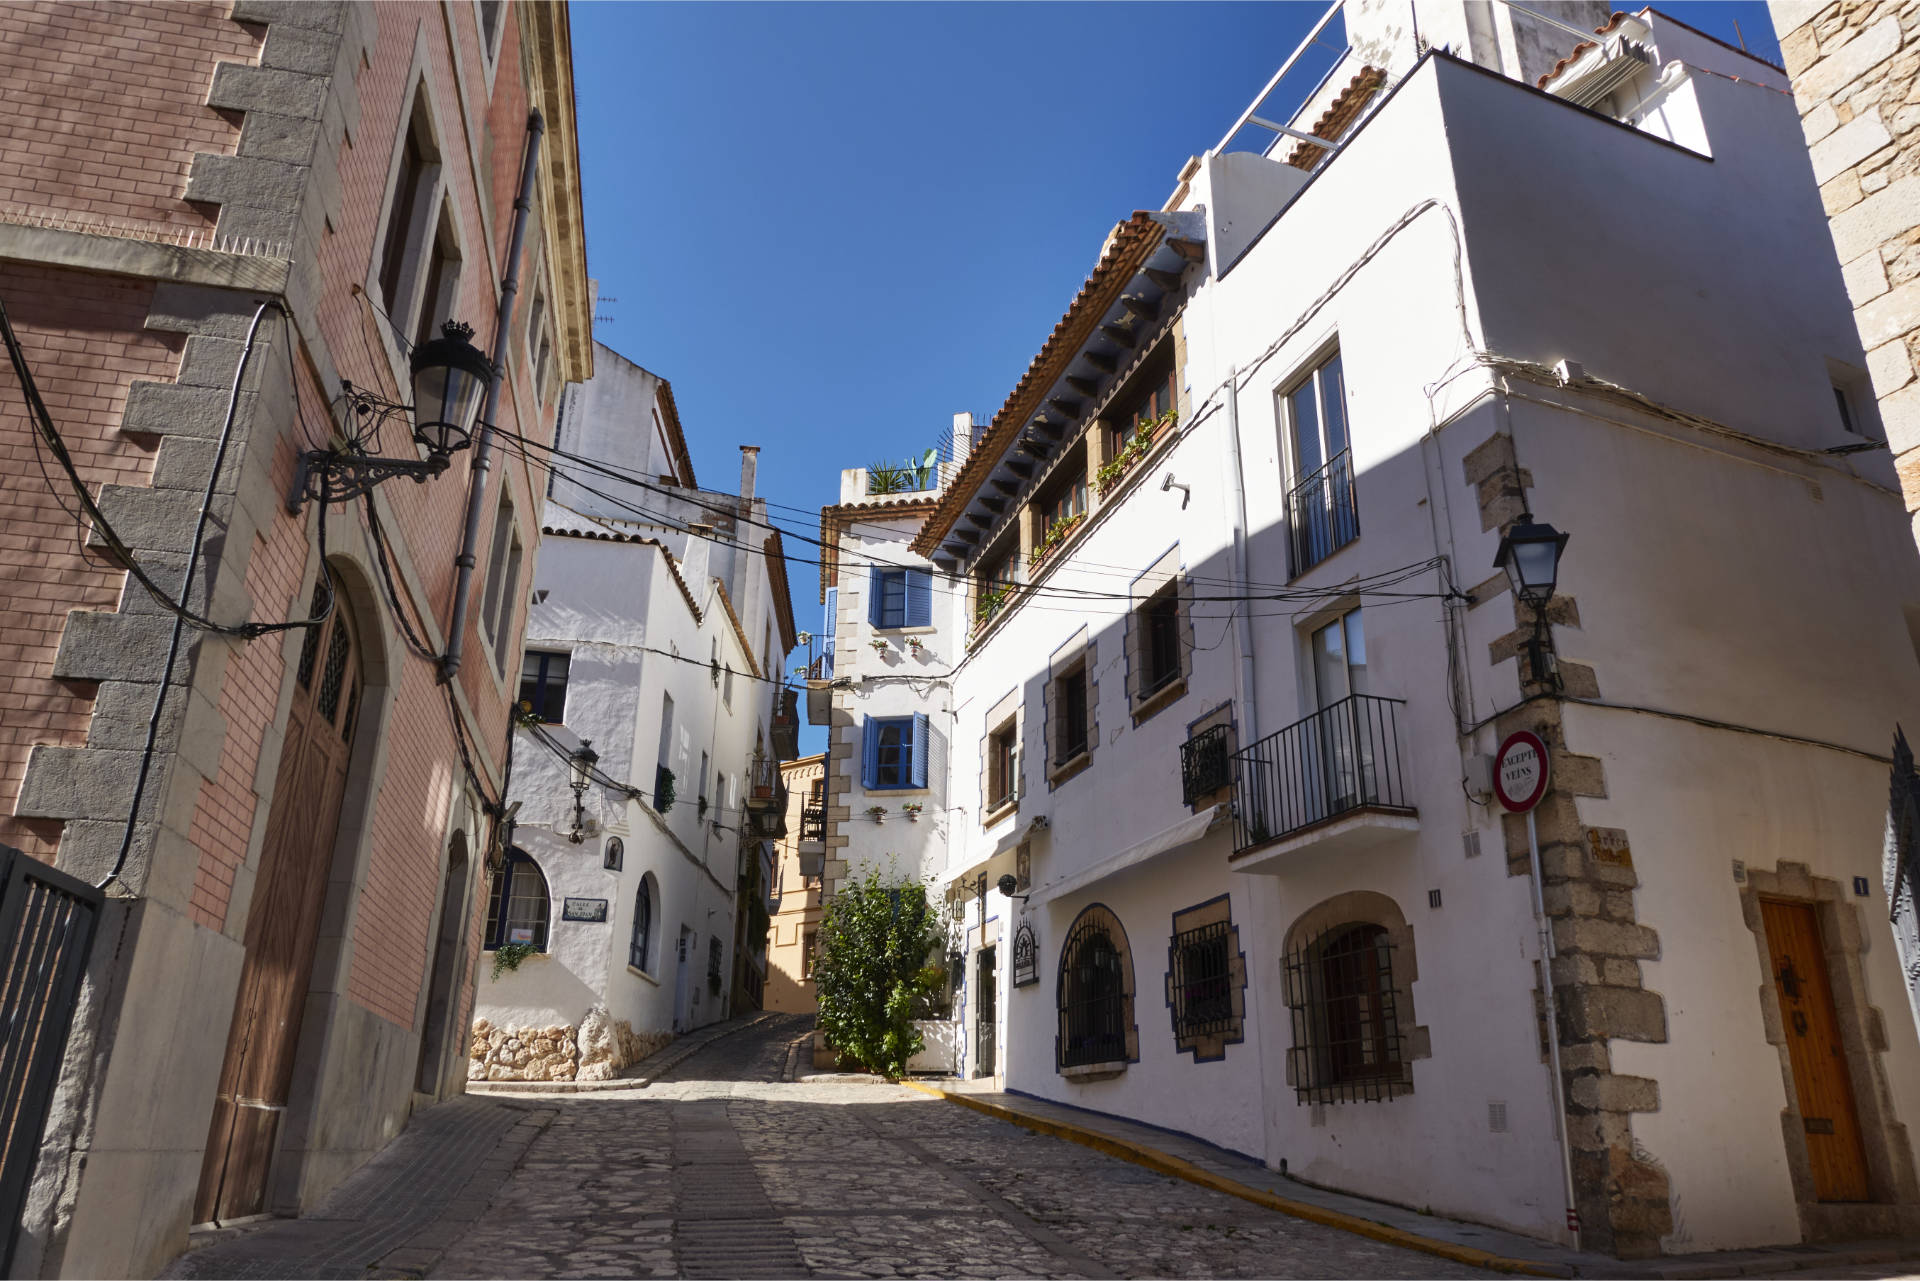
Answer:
xmin=1169 ymin=920 xmax=1236 ymax=1039
xmin=1180 ymin=724 xmax=1232 ymax=805
xmin=0 ymin=845 xmax=103 ymax=1270
xmin=1286 ymin=448 xmax=1359 ymax=576
xmin=1231 ymin=694 xmax=1408 ymax=853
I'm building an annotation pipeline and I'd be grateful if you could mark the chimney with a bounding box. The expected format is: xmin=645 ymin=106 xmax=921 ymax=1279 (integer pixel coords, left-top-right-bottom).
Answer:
xmin=737 ymin=446 xmax=759 ymax=520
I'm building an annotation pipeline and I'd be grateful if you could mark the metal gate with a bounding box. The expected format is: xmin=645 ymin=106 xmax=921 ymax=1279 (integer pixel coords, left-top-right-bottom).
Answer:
xmin=975 ymin=947 xmax=996 ymax=1077
xmin=0 ymin=844 xmax=104 ymax=1271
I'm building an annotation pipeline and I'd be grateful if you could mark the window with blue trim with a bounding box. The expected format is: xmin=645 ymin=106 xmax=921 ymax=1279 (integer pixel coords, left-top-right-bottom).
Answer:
xmin=862 ymin=713 xmax=929 ymax=790
xmin=484 ymin=850 xmax=550 ymax=951
xmin=868 ymin=567 xmax=932 ymax=629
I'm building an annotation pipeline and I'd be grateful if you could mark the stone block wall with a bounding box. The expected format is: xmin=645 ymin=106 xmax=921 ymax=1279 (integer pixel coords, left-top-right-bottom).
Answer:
xmin=469 ymin=1007 xmax=673 ymax=1082
xmin=1772 ymin=1 xmax=1920 ymax=497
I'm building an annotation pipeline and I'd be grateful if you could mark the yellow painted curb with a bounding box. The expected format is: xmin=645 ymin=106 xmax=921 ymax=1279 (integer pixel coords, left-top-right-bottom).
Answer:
xmin=901 ymin=1082 xmax=1565 ymax=1278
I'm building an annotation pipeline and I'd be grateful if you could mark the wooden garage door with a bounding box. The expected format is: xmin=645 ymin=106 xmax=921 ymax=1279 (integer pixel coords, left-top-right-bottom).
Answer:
xmin=195 ymin=589 xmax=362 ymax=1225
xmin=1761 ymin=897 xmax=1871 ymax=1203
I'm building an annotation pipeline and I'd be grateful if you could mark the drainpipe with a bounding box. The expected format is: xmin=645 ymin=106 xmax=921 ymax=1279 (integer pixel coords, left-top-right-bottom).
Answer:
xmin=1223 ymin=366 xmax=1258 ymax=747
xmin=440 ymin=108 xmax=545 ymax=683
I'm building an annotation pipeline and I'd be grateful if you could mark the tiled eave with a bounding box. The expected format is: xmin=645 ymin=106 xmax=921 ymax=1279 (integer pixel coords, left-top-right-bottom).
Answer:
xmin=818 ymin=496 xmax=942 ymax=602
xmin=910 ymin=209 xmax=1206 ymax=561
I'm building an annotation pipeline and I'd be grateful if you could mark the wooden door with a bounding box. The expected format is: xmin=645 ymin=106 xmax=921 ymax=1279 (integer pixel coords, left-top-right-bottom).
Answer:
xmin=195 ymin=594 xmax=363 ymax=1224
xmin=1761 ymin=898 xmax=1871 ymax=1202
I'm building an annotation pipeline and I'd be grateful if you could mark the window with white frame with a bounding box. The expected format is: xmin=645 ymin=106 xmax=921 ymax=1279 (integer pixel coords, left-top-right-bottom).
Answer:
xmin=480 ymin=497 xmax=523 ymax=674
xmin=1282 ymin=347 xmax=1357 ymax=576
xmin=375 ymin=89 xmax=444 ymax=345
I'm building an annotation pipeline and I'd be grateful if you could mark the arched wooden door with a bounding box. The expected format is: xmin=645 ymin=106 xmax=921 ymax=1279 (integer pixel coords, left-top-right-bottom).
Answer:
xmin=195 ymin=586 xmax=364 ymax=1225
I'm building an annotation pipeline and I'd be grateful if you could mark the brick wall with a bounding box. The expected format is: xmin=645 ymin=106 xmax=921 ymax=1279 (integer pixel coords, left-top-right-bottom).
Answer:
xmin=0 ymin=1 xmax=255 ymax=233
xmin=0 ymin=262 xmax=177 ymax=860
xmin=1773 ymin=1 xmax=1920 ymax=503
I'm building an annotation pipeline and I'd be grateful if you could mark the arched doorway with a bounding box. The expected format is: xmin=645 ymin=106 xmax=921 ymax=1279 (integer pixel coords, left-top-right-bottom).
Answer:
xmin=195 ymin=583 xmax=364 ymax=1225
xmin=414 ymin=834 xmax=471 ymax=1096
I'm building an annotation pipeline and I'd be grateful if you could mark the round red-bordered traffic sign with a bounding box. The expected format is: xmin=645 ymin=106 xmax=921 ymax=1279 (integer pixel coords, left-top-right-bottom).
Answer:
xmin=1493 ymin=730 xmax=1551 ymax=813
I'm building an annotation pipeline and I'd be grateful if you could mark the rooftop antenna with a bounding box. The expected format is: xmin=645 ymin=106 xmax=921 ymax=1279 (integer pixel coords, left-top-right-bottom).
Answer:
xmin=1732 ymin=18 xmax=1747 ymax=51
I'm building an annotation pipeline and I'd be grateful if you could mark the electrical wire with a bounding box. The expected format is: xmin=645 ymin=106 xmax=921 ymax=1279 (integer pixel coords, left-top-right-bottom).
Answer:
xmin=0 ymin=290 xmax=330 ymax=639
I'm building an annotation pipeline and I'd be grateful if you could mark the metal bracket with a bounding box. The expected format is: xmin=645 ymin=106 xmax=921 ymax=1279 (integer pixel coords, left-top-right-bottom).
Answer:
xmin=287 ymin=449 xmax=448 ymax=512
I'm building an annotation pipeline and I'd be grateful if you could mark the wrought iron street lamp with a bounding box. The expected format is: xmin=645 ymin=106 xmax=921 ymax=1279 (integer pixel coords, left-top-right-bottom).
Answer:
xmin=288 ymin=320 xmax=492 ymax=509
xmin=1493 ymin=511 xmax=1569 ymax=607
xmin=1494 ymin=511 xmax=1570 ymax=684
xmin=568 ymin=739 xmax=598 ymax=844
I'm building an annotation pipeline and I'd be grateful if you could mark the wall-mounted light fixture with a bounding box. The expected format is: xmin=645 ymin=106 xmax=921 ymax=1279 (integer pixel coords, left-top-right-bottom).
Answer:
xmin=567 ymin=739 xmax=599 ymax=844
xmin=287 ymin=321 xmax=491 ymax=509
xmin=1493 ymin=511 xmax=1570 ymax=686
xmin=996 ymin=873 xmax=1028 ymax=903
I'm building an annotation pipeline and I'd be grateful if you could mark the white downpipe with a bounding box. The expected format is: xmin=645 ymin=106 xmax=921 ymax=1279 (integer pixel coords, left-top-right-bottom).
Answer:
xmin=1527 ymin=807 xmax=1582 ymax=1252
xmin=1223 ymin=366 xmax=1258 ymax=748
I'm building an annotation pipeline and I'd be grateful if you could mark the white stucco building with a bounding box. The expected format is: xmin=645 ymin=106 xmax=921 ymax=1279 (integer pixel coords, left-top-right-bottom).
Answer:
xmin=470 ymin=342 xmax=797 ymax=1081
xmin=816 ymin=1 xmax=1920 ymax=1260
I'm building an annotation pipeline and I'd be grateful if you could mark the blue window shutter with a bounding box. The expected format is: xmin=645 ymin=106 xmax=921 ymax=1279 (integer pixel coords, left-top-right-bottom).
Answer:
xmin=867 ymin=567 xmax=882 ymax=627
xmin=906 ymin=570 xmax=932 ymax=628
xmin=862 ymin=718 xmax=879 ymax=789
xmin=911 ymin=713 xmax=930 ymax=789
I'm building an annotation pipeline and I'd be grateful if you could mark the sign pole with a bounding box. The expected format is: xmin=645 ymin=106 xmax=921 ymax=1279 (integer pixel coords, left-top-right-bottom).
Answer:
xmin=1526 ymin=807 xmax=1580 ymax=1251
xmin=1495 ymin=728 xmax=1580 ymax=1253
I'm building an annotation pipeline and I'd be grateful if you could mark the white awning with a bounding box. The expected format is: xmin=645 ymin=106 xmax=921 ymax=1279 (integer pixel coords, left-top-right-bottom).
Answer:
xmin=1026 ymin=805 xmax=1226 ymax=908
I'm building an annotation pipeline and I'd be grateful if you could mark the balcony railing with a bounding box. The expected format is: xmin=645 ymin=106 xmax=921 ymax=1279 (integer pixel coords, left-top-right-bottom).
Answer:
xmin=1231 ymin=694 xmax=1409 ymax=854
xmin=1287 ymin=448 xmax=1359 ymax=577
xmin=806 ymin=650 xmax=835 ymax=681
xmin=1180 ymin=724 xmax=1233 ymax=806
xmin=799 ymin=803 xmax=826 ymax=842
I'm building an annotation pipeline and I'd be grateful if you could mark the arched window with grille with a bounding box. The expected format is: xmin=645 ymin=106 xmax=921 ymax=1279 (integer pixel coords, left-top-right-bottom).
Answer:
xmin=484 ymin=850 xmax=550 ymax=951
xmin=1056 ymin=904 xmax=1137 ymax=1075
xmin=629 ymin=873 xmax=655 ymax=972
xmin=1281 ymin=890 xmax=1426 ymax=1104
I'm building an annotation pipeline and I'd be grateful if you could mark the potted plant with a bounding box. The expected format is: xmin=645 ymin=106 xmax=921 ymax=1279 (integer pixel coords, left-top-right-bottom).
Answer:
xmin=974 ymin=584 xmax=1011 ymax=632
xmin=902 ymin=802 xmax=924 ymax=821
xmin=907 ymin=635 xmax=926 ymax=655
xmin=1027 ymin=511 xmax=1085 ymax=571
xmin=1095 ymin=409 xmax=1178 ymax=498
xmin=866 ymin=805 xmax=887 ymax=823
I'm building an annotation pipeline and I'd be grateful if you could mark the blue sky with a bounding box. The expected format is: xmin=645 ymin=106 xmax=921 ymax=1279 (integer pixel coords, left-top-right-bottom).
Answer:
xmin=567 ymin=1 xmax=1781 ymax=759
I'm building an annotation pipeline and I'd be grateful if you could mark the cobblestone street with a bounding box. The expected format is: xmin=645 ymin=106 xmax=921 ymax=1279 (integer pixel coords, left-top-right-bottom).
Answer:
xmin=169 ymin=1014 xmax=1497 ymax=1279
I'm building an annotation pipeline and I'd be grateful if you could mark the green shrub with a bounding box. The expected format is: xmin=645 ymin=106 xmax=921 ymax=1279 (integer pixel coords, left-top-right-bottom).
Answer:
xmin=813 ymin=867 xmax=949 ymax=1080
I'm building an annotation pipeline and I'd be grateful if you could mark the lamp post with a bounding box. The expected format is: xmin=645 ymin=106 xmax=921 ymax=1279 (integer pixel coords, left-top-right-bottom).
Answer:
xmin=568 ymin=739 xmax=598 ymax=844
xmin=1493 ymin=511 xmax=1570 ymax=686
xmin=286 ymin=320 xmax=491 ymax=510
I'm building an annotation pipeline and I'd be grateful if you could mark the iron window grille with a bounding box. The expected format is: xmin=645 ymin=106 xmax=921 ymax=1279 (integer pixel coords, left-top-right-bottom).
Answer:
xmin=518 ymin=651 xmax=569 ymax=723
xmin=1058 ymin=916 xmax=1129 ymax=1068
xmin=1180 ymin=724 xmax=1232 ymax=805
xmin=1283 ymin=923 xmax=1405 ymax=1103
xmin=1169 ymin=920 xmax=1237 ymax=1039
xmin=708 ymin=937 xmax=723 ymax=993
xmin=800 ymin=804 xmax=826 ymax=841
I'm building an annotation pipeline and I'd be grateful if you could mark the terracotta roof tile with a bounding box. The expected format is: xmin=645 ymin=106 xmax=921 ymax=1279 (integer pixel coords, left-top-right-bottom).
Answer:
xmin=910 ymin=212 xmax=1168 ymax=556
xmin=818 ymin=496 xmax=942 ymax=601
xmin=1285 ymin=66 xmax=1387 ymax=170
xmin=1537 ymin=10 xmax=1635 ymax=87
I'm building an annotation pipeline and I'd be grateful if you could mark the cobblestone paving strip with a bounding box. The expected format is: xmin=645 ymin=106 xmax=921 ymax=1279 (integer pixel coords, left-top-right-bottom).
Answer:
xmin=162 ymin=1097 xmax=553 ymax=1280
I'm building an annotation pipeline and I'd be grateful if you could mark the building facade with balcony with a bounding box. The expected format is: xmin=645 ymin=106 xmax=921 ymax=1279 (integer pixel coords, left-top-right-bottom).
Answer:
xmin=805 ymin=421 xmax=972 ymax=1066
xmin=0 ymin=3 xmax=590 ymax=1274
xmin=766 ymin=753 xmax=827 ymax=1013
xmin=905 ymin=1 xmax=1920 ymax=1260
xmin=468 ymin=340 xmax=796 ymax=1081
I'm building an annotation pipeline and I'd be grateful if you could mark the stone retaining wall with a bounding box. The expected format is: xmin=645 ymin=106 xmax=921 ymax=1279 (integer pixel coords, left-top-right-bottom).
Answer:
xmin=469 ymin=1006 xmax=674 ymax=1083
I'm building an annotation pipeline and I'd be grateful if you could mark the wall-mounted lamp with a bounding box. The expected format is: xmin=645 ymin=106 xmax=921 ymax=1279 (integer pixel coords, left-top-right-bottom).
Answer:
xmin=567 ymin=739 xmax=599 ymax=844
xmin=1493 ymin=511 xmax=1570 ymax=685
xmin=287 ymin=320 xmax=491 ymax=510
